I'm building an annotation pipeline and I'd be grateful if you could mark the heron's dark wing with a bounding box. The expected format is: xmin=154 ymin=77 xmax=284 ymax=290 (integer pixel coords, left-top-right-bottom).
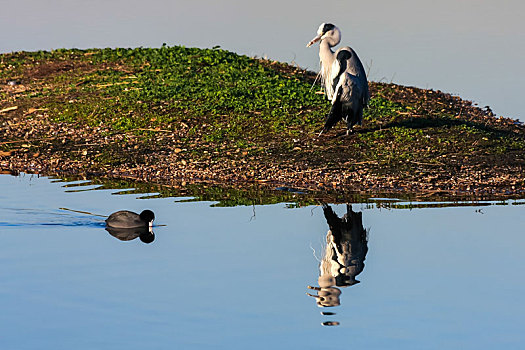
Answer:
xmin=322 ymin=75 xmax=359 ymax=133
xmin=342 ymin=46 xmax=370 ymax=106
xmin=343 ymin=47 xmax=366 ymax=79
xmin=331 ymin=49 xmax=352 ymax=88
xmin=321 ymin=85 xmax=344 ymax=134
xmin=327 ymin=49 xmax=350 ymax=96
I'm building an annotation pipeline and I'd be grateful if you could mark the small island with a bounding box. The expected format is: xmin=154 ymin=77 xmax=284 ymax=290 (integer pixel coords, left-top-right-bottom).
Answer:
xmin=1 ymin=46 xmax=524 ymax=201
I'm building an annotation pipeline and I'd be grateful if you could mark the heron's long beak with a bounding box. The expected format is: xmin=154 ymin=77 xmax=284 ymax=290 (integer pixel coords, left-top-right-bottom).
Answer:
xmin=306 ymin=34 xmax=323 ymax=47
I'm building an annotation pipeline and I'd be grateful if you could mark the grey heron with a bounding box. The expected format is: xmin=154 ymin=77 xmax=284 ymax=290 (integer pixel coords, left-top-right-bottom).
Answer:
xmin=307 ymin=23 xmax=370 ymax=136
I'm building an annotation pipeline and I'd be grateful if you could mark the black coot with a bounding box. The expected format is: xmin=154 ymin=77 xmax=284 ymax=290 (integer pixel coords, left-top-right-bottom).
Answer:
xmin=105 ymin=209 xmax=155 ymax=229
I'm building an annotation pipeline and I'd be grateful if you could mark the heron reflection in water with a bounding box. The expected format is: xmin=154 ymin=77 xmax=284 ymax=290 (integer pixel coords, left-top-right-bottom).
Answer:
xmin=307 ymin=203 xmax=368 ymax=325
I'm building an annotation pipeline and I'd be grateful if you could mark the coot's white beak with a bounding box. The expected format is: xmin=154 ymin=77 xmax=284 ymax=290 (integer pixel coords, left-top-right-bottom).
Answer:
xmin=306 ymin=34 xmax=323 ymax=47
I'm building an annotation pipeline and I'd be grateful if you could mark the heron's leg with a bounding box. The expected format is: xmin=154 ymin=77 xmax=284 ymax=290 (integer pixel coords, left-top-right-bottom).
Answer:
xmin=357 ymin=106 xmax=364 ymax=126
xmin=345 ymin=109 xmax=358 ymax=136
xmin=346 ymin=119 xmax=355 ymax=136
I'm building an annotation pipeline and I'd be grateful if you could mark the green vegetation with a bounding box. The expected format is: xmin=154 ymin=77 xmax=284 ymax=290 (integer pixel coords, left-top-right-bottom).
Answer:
xmin=1 ymin=46 xmax=524 ymax=199
xmin=1 ymin=46 xmax=327 ymax=140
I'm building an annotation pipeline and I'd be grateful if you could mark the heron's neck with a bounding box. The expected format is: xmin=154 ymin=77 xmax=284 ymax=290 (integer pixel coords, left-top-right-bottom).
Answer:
xmin=319 ymin=40 xmax=336 ymax=99
xmin=319 ymin=40 xmax=335 ymax=67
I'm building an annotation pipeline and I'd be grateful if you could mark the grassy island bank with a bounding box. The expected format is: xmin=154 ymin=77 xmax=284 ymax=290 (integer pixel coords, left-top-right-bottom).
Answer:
xmin=1 ymin=46 xmax=524 ymax=201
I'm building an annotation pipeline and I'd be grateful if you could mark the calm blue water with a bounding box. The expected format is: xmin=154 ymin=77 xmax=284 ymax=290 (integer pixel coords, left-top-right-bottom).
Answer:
xmin=0 ymin=173 xmax=524 ymax=349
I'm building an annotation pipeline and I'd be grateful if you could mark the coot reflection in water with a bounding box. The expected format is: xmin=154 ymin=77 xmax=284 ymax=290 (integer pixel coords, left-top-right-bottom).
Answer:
xmin=307 ymin=203 xmax=368 ymax=326
xmin=105 ymin=226 xmax=155 ymax=244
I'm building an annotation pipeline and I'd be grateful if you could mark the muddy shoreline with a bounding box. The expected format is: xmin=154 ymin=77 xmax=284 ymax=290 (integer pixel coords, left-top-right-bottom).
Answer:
xmin=1 ymin=107 xmax=523 ymax=202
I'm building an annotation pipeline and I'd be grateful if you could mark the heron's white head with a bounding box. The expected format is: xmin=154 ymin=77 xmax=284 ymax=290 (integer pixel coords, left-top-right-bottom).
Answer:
xmin=306 ymin=23 xmax=341 ymax=48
